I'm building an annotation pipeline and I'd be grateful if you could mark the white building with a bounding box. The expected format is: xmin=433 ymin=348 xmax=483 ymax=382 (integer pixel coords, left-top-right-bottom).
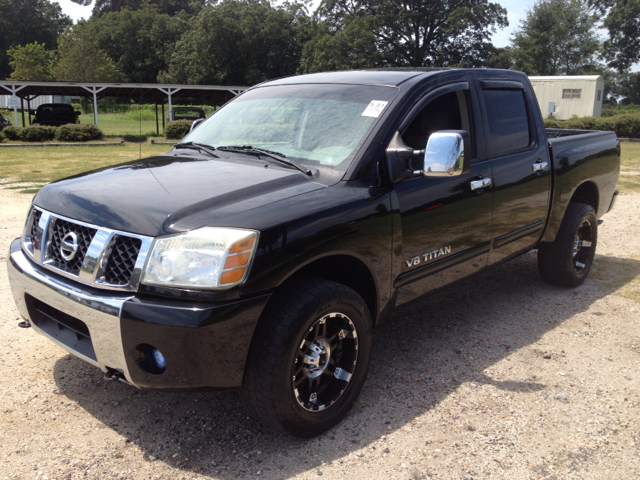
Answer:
xmin=0 ymin=95 xmax=73 ymax=110
xmin=529 ymin=75 xmax=605 ymax=120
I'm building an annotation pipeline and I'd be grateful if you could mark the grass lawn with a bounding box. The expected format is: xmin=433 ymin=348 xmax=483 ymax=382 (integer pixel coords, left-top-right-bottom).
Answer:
xmin=0 ymin=143 xmax=172 ymax=191
xmin=620 ymin=142 xmax=640 ymax=171
xmin=618 ymin=142 xmax=640 ymax=194
xmin=79 ymin=113 xmax=165 ymax=136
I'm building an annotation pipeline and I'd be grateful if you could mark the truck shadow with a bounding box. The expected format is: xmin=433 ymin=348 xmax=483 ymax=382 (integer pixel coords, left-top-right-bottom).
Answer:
xmin=51 ymin=251 xmax=640 ymax=479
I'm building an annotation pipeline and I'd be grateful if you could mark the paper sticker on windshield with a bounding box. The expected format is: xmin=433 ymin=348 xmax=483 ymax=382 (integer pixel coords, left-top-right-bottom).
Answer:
xmin=361 ymin=101 xmax=388 ymax=118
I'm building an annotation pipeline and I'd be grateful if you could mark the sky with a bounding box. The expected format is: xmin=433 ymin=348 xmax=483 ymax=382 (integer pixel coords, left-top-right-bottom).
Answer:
xmin=56 ymin=0 xmax=535 ymax=48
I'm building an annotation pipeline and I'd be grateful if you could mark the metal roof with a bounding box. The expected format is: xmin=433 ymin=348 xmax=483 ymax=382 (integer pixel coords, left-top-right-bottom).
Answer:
xmin=0 ymin=81 xmax=248 ymax=102
xmin=529 ymin=75 xmax=603 ymax=82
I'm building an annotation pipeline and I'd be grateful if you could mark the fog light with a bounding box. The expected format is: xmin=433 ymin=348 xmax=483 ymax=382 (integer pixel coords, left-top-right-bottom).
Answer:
xmin=152 ymin=348 xmax=166 ymax=371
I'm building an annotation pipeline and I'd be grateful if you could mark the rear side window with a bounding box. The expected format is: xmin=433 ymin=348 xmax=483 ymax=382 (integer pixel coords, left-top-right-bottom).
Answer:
xmin=482 ymin=89 xmax=531 ymax=156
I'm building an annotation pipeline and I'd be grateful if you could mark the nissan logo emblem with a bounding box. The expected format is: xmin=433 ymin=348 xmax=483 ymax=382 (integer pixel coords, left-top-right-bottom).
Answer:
xmin=60 ymin=232 xmax=78 ymax=261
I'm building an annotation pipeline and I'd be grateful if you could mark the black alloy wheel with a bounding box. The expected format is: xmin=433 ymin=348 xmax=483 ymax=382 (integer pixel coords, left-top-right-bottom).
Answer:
xmin=292 ymin=312 xmax=359 ymax=412
xmin=240 ymin=277 xmax=372 ymax=437
xmin=572 ymin=217 xmax=594 ymax=274
xmin=538 ymin=202 xmax=598 ymax=287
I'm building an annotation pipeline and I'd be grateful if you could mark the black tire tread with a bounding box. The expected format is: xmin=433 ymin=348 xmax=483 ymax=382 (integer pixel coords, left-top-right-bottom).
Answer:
xmin=239 ymin=277 xmax=371 ymax=436
xmin=538 ymin=202 xmax=597 ymax=287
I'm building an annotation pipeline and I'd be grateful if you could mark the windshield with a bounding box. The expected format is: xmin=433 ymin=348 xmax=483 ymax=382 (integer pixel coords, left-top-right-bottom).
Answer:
xmin=182 ymin=84 xmax=398 ymax=173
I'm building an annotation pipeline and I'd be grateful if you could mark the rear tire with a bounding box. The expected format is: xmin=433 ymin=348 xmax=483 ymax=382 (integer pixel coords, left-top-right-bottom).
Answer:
xmin=538 ymin=202 xmax=597 ymax=287
xmin=240 ymin=277 xmax=372 ymax=437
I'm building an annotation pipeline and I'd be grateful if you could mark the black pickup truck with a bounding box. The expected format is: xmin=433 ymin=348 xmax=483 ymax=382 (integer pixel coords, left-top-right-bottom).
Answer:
xmin=8 ymin=69 xmax=620 ymax=437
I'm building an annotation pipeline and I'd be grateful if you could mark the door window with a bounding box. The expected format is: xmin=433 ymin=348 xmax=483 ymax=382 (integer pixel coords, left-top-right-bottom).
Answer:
xmin=482 ymin=89 xmax=531 ymax=156
xmin=401 ymin=90 xmax=471 ymax=168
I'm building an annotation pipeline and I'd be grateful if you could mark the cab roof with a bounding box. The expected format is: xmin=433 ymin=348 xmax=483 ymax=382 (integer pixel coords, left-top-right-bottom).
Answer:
xmin=258 ymin=69 xmax=450 ymax=88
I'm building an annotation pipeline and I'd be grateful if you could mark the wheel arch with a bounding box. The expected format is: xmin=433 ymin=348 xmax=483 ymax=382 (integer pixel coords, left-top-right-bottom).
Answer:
xmin=570 ymin=181 xmax=599 ymax=212
xmin=263 ymin=254 xmax=379 ymax=326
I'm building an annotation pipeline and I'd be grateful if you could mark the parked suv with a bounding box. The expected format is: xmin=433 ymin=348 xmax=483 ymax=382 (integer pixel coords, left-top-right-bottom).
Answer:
xmin=170 ymin=107 xmax=206 ymax=122
xmin=0 ymin=112 xmax=11 ymax=130
xmin=31 ymin=103 xmax=81 ymax=126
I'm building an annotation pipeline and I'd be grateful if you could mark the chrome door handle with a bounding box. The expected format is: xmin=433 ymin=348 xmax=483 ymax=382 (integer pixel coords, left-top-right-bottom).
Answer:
xmin=533 ymin=161 xmax=549 ymax=172
xmin=470 ymin=178 xmax=492 ymax=191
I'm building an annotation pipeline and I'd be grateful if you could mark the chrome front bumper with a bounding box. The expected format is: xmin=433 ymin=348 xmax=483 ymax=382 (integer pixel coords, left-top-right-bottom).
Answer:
xmin=8 ymin=239 xmax=136 ymax=383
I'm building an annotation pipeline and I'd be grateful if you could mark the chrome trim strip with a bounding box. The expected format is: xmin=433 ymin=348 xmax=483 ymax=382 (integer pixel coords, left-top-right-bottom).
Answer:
xmin=8 ymin=247 xmax=135 ymax=383
xmin=492 ymin=220 xmax=544 ymax=249
xmin=22 ymin=207 xmax=154 ymax=292
xmin=79 ymin=229 xmax=113 ymax=285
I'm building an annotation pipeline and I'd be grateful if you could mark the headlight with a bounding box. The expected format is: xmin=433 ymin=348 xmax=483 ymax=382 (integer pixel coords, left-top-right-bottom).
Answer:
xmin=141 ymin=227 xmax=259 ymax=289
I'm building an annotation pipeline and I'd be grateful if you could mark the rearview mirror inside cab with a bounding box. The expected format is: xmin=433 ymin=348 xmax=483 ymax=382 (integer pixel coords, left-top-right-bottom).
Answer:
xmin=422 ymin=130 xmax=471 ymax=177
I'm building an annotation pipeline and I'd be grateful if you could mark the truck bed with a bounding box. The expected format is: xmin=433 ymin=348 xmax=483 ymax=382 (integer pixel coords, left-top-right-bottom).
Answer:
xmin=540 ymin=128 xmax=619 ymax=243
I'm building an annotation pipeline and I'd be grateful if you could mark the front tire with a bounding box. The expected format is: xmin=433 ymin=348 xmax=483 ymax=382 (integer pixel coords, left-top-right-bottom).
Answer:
xmin=240 ymin=278 xmax=372 ymax=437
xmin=538 ymin=202 xmax=597 ymax=287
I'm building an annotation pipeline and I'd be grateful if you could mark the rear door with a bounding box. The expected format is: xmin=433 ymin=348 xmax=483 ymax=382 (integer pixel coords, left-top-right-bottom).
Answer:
xmin=475 ymin=79 xmax=552 ymax=264
xmin=392 ymin=81 xmax=493 ymax=305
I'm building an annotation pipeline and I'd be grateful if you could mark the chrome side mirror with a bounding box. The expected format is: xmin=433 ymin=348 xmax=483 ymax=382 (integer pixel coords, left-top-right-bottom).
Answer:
xmin=423 ymin=130 xmax=471 ymax=177
xmin=190 ymin=118 xmax=204 ymax=132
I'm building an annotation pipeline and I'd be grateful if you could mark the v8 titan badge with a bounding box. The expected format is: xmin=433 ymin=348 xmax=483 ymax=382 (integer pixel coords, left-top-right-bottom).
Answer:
xmin=405 ymin=245 xmax=452 ymax=268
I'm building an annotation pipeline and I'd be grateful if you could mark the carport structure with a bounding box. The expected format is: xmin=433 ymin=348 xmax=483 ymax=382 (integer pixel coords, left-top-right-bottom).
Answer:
xmin=0 ymin=81 xmax=248 ymax=132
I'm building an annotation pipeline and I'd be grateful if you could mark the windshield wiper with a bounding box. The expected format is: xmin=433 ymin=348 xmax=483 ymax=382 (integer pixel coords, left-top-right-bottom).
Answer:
xmin=173 ymin=141 xmax=218 ymax=158
xmin=217 ymin=145 xmax=312 ymax=176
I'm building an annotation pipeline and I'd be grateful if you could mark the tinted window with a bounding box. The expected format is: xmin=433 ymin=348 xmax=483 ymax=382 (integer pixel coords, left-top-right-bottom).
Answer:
xmin=403 ymin=92 xmax=462 ymax=151
xmin=482 ymin=90 xmax=530 ymax=156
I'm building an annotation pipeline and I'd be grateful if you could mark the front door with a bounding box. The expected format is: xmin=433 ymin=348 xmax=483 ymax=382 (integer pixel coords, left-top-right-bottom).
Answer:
xmin=392 ymin=85 xmax=493 ymax=305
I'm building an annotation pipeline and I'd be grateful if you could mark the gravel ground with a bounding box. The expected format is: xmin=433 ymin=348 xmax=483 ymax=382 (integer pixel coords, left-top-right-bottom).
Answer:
xmin=1 ymin=183 xmax=639 ymax=480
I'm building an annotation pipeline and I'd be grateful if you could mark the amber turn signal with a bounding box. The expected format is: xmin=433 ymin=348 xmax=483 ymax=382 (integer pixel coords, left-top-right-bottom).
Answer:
xmin=229 ymin=237 xmax=254 ymax=254
xmin=221 ymin=267 xmax=246 ymax=285
xmin=224 ymin=252 xmax=251 ymax=269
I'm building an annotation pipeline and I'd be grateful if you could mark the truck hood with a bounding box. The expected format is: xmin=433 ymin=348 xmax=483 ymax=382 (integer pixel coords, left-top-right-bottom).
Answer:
xmin=34 ymin=154 xmax=325 ymax=237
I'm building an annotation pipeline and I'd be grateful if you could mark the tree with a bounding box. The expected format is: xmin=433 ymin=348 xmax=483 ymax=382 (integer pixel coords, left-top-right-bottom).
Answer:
xmin=607 ymin=71 xmax=640 ymax=104
xmin=161 ymin=0 xmax=310 ymax=85
xmin=299 ymin=17 xmax=381 ymax=73
xmin=589 ymin=0 xmax=640 ymax=72
xmin=52 ymin=22 xmax=121 ymax=82
xmin=69 ymin=0 xmax=206 ymax=16
xmin=90 ymin=6 xmax=188 ymax=82
xmin=300 ymin=0 xmax=508 ymax=70
xmin=0 ymin=0 xmax=71 ymax=79
xmin=510 ymin=0 xmax=601 ymax=76
xmin=8 ymin=42 xmax=56 ymax=81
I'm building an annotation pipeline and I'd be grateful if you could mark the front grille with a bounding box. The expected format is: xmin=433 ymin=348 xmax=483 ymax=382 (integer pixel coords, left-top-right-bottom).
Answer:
xmin=102 ymin=235 xmax=142 ymax=285
xmin=22 ymin=207 xmax=152 ymax=291
xmin=46 ymin=219 xmax=97 ymax=275
xmin=26 ymin=294 xmax=96 ymax=361
xmin=30 ymin=209 xmax=42 ymax=240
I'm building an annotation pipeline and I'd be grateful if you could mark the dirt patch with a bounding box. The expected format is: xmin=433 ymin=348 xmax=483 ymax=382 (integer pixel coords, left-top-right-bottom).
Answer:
xmin=1 ymin=187 xmax=639 ymax=480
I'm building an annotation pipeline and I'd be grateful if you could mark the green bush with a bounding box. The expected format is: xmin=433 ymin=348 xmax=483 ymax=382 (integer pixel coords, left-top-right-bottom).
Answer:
xmin=55 ymin=124 xmax=103 ymax=142
xmin=19 ymin=126 xmax=56 ymax=142
xmin=544 ymin=113 xmax=640 ymax=138
xmin=610 ymin=114 xmax=640 ymax=138
xmin=3 ymin=126 xmax=22 ymax=141
xmin=165 ymin=119 xmax=192 ymax=139
xmin=122 ymin=134 xmax=147 ymax=143
xmin=601 ymin=104 xmax=640 ymax=117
